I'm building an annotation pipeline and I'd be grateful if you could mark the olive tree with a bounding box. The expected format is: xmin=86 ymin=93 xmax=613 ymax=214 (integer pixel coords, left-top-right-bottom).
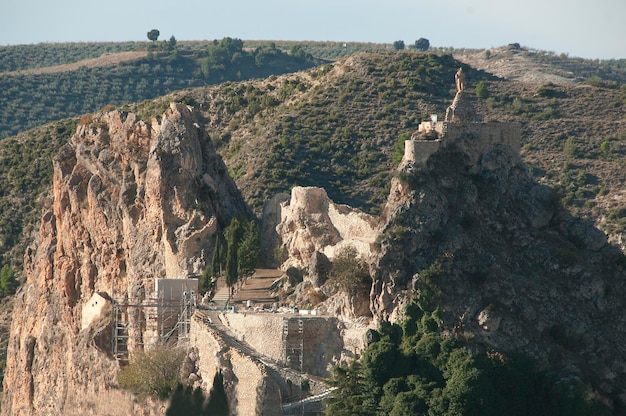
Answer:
xmin=393 ymin=40 xmax=405 ymax=51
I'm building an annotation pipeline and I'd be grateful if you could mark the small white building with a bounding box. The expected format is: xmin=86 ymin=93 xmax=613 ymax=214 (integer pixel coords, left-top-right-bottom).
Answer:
xmin=81 ymin=292 xmax=110 ymax=330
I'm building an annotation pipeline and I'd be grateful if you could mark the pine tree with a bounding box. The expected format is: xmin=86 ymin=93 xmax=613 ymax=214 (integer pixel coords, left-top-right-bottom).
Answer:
xmin=224 ymin=218 xmax=244 ymax=290
xmin=199 ymin=266 xmax=212 ymax=294
xmin=211 ymin=236 xmax=222 ymax=278
xmin=166 ymin=384 xmax=195 ymax=416
xmin=237 ymin=221 xmax=260 ymax=279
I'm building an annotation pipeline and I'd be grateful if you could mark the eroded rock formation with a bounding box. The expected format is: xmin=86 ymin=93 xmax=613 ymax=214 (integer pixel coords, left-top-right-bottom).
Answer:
xmin=276 ymin=186 xmax=380 ymax=269
xmin=2 ymin=103 xmax=249 ymax=415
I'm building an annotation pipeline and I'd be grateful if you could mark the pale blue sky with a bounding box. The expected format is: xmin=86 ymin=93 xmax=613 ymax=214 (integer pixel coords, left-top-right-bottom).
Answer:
xmin=1 ymin=0 xmax=624 ymax=59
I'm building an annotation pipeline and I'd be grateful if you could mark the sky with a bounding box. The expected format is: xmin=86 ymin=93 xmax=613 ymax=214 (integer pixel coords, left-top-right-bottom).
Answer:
xmin=1 ymin=0 xmax=625 ymax=60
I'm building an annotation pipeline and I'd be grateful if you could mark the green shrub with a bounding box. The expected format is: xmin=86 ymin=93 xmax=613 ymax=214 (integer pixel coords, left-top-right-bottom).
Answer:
xmin=585 ymin=76 xmax=604 ymax=87
xmin=475 ymin=81 xmax=489 ymax=98
xmin=563 ymin=137 xmax=580 ymax=159
xmin=0 ymin=265 xmax=17 ymax=296
xmin=331 ymin=246 xmax=371 ymax=295
xmin=392 ymin=132 xmax=411 ymax=166
xmin=118 ymin=346 xmax=186 ymax=400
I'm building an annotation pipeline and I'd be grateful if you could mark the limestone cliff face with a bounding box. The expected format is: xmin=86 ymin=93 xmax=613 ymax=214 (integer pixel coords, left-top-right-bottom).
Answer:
xmin=2 ymin=103 xmax=249 ymax=415
xmin=276 ymin=186 xmax=380 ymax=269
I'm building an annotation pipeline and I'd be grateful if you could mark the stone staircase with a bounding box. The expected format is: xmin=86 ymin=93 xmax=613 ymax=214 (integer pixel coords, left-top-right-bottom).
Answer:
xmin=206 ymin=269 xmax=282 ymax=310
xmin=210 ymin=285 xmax=230 ymax=310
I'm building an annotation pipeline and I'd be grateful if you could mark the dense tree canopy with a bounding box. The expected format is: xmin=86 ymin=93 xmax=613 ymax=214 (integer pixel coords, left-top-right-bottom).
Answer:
xmin=222 ymin=217 xmax=260 ymax=289
xmin=325 ymin=299 xmax=610 ymax=416
xmin=393 ymin=40 xmax=405 ymax=51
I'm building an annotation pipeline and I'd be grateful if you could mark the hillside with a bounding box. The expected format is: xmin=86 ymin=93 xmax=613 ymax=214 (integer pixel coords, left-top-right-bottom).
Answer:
xmin=1 ymin=49 xmax=625 ymax=276
xmin=0 ymin=39 xmax=320 ymax=139
xmin=1 ymin=43 xmax=626 ymax=413
xmin=455 ymin=44 xmax=626 ymax=85
xmin=169 ymin=51 xmax=626 ymax=246
xmin=3 ymin=40 xmax=624 ymax=141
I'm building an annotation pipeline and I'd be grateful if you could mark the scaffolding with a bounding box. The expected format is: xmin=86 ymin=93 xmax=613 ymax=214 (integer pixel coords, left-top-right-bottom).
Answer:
xmin=112 ymin=286 xmax=196 ymax=361
xmin=282 ymin=318 xmax=304 ymax=373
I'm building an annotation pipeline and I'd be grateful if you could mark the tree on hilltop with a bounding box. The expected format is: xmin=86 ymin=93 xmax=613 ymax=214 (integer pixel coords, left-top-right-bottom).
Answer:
xmin=415 ymin=37 xmax=430 ymax=51
xmin=393 ymin=40 xmax=405 ymax=51
xmin=147 ymin=29 xmax=160 ymax=42
xmin=168 ymin=35 xmax=177 ymax=50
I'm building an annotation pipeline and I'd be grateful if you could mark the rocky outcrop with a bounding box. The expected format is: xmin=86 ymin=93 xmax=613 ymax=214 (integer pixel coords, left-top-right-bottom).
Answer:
xmin=374 ymin=125 xmax=626 ymax=408
xmin=2 ymin=103 xmax=250 ymax=415
xmin=276 ymin=186 xmax=380 ymax=269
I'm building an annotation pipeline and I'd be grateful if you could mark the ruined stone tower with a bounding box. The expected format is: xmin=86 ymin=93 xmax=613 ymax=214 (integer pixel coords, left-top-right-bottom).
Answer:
xmin=402 ymin=90 xmax=520 ymax=171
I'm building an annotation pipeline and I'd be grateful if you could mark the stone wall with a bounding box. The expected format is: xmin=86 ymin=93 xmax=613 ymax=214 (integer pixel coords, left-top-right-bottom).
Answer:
xmin=219 ymin=312 xmax=344 ymax=377
xmin=219 ymin=313 xmax=285 ymax=363
xmin=449 ymin=122 xmax=521 ymax=169
xmin=189 ymin=317 xmax=283 ymax=416
xmin=403 ymin=139 xmax=441 ymax=166
xmin=403 ymin=121 xmax=521 ymax=170
xmin=284 ymin=317 xmax=343 ymax=377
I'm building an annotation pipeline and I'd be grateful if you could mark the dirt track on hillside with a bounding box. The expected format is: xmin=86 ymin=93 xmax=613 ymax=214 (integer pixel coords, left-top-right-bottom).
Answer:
xmin=1 ymin=50 xmax=147 ymax=76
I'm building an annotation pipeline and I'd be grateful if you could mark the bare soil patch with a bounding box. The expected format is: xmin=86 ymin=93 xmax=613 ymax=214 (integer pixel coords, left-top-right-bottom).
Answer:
xmin=2 ymin=50 xmax=147 ymax=76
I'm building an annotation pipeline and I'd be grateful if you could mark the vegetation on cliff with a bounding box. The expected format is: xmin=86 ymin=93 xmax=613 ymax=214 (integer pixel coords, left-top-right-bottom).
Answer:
xmin=200 ymin=217 xmax=260 ymax=293
xmin=326 ymin=300 xmax=610 ymax=416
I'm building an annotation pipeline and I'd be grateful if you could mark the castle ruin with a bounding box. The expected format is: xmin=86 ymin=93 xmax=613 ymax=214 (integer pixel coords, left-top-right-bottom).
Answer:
xmin=402 ymin=86 xmax=521 ymax=172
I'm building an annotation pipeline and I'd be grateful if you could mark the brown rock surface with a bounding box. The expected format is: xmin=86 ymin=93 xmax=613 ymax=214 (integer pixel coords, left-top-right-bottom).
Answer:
xmin=2 ymin=103 xmax=249 ymax=415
